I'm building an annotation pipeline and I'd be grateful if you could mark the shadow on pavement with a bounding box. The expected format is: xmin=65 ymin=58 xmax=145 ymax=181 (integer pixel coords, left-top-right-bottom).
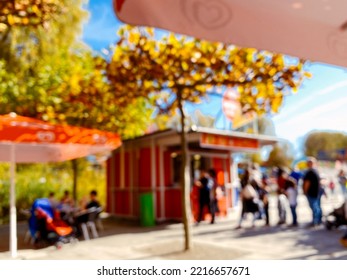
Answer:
xmin=133 ymin=240 xmax=248 ymax=260
xmin=0 ymin=216 xmax=180 ymax=253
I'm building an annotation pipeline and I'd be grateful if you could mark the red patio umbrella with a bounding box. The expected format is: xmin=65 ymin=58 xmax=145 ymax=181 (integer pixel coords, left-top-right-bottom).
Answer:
xmin=113 ymin=0 xmax=347 ymax=68
xmin=0 ymin=113 xmax=122 ymax=258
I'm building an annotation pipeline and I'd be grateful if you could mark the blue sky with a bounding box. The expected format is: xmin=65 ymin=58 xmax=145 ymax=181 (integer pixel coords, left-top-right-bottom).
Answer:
xmin=82 ymin=0 xmax=347 ymax=152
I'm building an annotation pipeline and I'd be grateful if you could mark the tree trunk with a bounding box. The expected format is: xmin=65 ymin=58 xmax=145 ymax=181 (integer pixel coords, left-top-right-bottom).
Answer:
xmin=71 ymin=159 xmax=78 ymax=203
xmin=177 ymin=94 xmax=192 ymax=251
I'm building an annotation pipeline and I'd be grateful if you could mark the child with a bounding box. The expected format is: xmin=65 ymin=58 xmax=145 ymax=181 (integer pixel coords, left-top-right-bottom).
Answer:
xmin=286 ymin=176 xmax=298 ymax=226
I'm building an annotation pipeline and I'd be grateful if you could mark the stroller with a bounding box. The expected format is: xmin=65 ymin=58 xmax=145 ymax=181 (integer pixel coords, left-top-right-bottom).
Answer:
xmin=29 ymin=198 xmax=77 ymax=248
xmin=325 ymin=200 xmax=347 ymax=230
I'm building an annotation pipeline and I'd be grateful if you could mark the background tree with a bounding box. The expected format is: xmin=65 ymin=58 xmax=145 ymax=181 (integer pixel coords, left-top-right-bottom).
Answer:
xmin=251 ymin=153 xmax=263 ymax=165
xmin=235 ymin=115 xmax=276 ymax=135
xmin=257 ymin=116 xmax=276 ymax=136
xmin=0 ymin=1 xmax=89 ymax=202
xmin=0 ymin=0 xmax=88 ymax=119
xmin=0 ymin=2 xmax=153 ymax=202
xmin=107 ymin=26 xmax=309 ymax=250
xmin=265 ymin=142 xmax=294 ymax=168
xmin=0 ymin=0 xmax=64 ymax=31
xmin=304 ymin=131 xmax=347 ymax=160
xmin=41 ymin=52 xmax=153 ymax=200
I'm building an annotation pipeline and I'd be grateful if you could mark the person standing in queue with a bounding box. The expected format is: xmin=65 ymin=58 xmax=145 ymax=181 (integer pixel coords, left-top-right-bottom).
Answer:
xmin=208 ymin=168 xmax=218 ymax=224
xmin=303 ymin=157 xmax=322 ymax=227
xmin=195 ymin=171 xmax=211 ymax=225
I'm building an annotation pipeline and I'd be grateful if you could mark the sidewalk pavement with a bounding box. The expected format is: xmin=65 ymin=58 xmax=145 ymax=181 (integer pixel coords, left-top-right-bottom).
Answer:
xmin=0 ymin=193 xmax=346 ymax=260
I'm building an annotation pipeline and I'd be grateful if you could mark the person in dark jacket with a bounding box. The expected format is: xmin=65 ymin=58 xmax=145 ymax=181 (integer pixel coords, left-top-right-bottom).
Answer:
xmin=86 ymin=190 xmax=100 ymax=209
xmin=195 ymin=171 xmax=211 ymax=224
xmin=303 ymin=157 xmax=322 ymax=227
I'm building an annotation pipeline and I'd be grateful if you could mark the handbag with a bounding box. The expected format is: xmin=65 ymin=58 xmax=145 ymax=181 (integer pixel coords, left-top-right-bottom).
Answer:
xmin=242 ymin=184 xmax=257 ymax=200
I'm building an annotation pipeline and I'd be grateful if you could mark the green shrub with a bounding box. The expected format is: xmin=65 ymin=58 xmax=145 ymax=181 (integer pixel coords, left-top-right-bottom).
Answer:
xmin=0 ymin=159 xmax=107 ymax=225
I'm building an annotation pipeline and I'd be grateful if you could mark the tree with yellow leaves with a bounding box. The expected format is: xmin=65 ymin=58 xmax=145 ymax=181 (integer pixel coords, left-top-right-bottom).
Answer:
xmin=0 ymin=3 xmax=153 ymax=202
xmin=107 ymin=25 xmax=309 ymax=250
xmin=0 ymin=0 xmax=63 ymax=32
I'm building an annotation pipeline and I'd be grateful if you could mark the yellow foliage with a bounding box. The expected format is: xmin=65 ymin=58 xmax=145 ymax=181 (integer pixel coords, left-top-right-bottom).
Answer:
xmin=271 ymin=95 xmax=283 ymax=113
xmin=181 ymin=61 xmax=189 ymax=71
xmin=269 ymin=68 xmax=277 ymax=76
xmin=107 ymin=25 xmax=309 ymax=118
xmin=69 ymin=74 xmax=80 ymax=92
xmin=7 ymin=14 xmax=15 ymax=25
xmin=129 ymin=32 xmax=140 ymax=44
xmin=32 ymin=5 xmax=40 ymax=14
xmin=304 ymin=72 xmax=313 ymax=78
xmin=146 ymin=27 xmax=154 ymax=37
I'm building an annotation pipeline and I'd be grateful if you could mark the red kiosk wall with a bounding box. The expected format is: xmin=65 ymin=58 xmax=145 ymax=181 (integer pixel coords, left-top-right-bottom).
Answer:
xmin=115 ymin=152 xmax=131 ymax=215
xmin=155 ymin=147 xmax=162 ymax=218
xmin=163 ymin=150 xmax=182 ymax=219
xmin=106 ymin=152 xmax=121 ymax=213
xmin=106 ymin=158 xmax=112 ymax=213
xmin=106 ymin=144 xmax=234 ymax=221
xmin=226 ymin=157 xmax=233 ymax=208
xmin=163 ymin=150 xmax=172 ymax=187
xmin=156 ymin=147 xmax=160 ymax=188
xmin=139 ymin=148 xmax=151 ymax=189
xmin=212 ymin=158 xmax=227 ymax=217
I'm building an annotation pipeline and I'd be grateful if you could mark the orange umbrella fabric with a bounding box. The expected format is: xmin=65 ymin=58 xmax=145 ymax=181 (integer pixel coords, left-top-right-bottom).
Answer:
xmin=113 ymin=0 xmax=347 ymax=68
xmin=0 ymin=113 xmax=122 ymax=258
xmin=0 ymin=113 xmax=122 ymax=163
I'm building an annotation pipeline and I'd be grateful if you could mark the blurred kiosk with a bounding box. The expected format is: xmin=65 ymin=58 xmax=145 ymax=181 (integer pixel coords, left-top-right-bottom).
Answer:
xmin=106 ymin=127 xmax=278 ymax=224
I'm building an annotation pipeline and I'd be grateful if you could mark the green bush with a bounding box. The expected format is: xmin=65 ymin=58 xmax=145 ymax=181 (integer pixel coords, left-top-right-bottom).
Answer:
xmin=0 ymin=159 xmax=107 ymax=225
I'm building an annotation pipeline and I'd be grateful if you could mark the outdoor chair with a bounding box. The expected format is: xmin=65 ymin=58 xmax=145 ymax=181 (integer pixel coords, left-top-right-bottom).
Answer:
xmin=78 ymin=207 xmax=102 ymax=240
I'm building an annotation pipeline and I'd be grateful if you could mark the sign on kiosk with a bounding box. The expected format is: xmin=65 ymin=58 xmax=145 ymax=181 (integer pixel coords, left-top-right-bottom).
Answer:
xmin=200 ymin=133 xmax=259 ymax=151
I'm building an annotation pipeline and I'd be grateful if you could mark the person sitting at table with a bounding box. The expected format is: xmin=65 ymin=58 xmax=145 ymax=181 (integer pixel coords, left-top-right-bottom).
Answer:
xmin=85 ymin=190 xmax=100 ymax=209
xmin=59 ymin=190 xmax=75 ymax=224
xmin=75 ymin=190 xmax=101 ymax=221
xmin=61 ymin=190 xmax=74 ymax=206
xmin=48 ymin=192 xmax=59 ymax=209
xmin=74 ymin=190 xmax=102 ymax=238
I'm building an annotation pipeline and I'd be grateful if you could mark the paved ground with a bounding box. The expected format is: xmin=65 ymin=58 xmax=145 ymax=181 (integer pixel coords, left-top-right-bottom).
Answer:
xmin=0 ymin=191 xmax=346 ymax=260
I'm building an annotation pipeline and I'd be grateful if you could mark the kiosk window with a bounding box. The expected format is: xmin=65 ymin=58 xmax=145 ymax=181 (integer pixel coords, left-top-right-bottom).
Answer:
xmin=171 ymin=153 xmax=209 ymax=186
xmin=172 ymin=154 xmax=182 ymax=186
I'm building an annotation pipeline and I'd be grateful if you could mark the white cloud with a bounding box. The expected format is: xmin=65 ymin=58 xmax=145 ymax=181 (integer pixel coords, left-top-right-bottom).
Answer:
xmin=316 ymin=80 xmax=347 ymax=96
xmin=275 ymin=97 xmax=347 ymax=145
xmin=274 ymin=80 xmax=347 ymax=123
xmin=279 ymin=98 xmax=347 ymax=127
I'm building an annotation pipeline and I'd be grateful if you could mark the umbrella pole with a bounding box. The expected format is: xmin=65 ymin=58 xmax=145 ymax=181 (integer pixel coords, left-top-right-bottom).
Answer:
xmin=10 ymin=144 xmax=17 ymax=258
